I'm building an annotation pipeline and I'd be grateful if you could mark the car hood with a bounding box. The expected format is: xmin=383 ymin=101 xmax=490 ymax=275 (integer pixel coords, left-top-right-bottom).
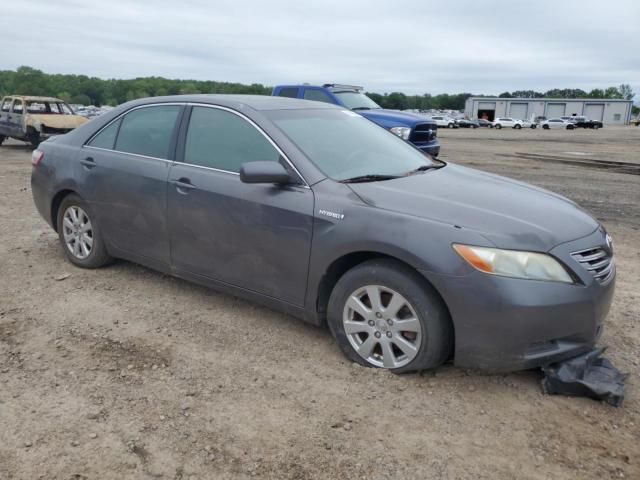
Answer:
xmin=348 ymin=164 xmax=599 ymax=251
xmin=358 ymin=109 xmax=435 ymax=128
xmin=27 ymin=114 xmax=88 ymax=129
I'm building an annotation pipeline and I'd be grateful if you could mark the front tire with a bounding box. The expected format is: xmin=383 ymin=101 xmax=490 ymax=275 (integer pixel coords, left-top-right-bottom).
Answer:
xmin=327 ymin=259 xmax=453 ymax=373
xmin=495 ymin=124 xmax=502 ymax=129
xmin=447 ymin=123 xmax=454 ymax=129
xmin=515 ymin=124 xmax=522 ymax=129
xmin=543 ymin=124 xmax=549 ymax=129
xmin=56 ymin=194 xmax=113 ymax=268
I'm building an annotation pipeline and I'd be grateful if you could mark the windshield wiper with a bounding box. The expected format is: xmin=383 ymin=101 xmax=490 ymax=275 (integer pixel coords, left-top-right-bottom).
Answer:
xmin=339 ymin=174 xmax=401 ymax=183
xmin=406 ymin=163 xmax=446 ymax=175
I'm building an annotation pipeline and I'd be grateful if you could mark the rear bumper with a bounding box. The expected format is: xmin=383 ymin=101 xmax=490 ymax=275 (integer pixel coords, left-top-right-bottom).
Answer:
xmin=420 ymin=229 xmax=615 ymax=372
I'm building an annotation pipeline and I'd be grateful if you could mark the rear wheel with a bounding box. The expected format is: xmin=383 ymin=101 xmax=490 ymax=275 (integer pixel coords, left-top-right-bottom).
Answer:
xmin=327 ymin=259 xmax=452 ymax=373
xmin=0 ymin=135 xmax=5 ymax=145
xmin=495 ymin=124 xmax=502 ymax=129
xmin=447 ymin=123 xmax=454 ymax=128
xmin=543 ymin=124 xmax=549 ymax=129
xmin=515 ymin=124 xmax=522 ymax=129
xmin=56 ymin=194 xmax=113 ymax=268
xmin=593 ymin=124 xmax=600 ymax=130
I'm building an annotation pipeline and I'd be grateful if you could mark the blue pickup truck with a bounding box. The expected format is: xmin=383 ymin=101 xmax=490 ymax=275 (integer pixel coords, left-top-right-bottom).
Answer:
xmin=272 ymin=84 xmax=440 ymax=157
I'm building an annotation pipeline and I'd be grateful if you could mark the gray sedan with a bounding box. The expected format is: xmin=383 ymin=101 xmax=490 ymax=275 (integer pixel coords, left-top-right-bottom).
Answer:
xmin=31 ymin=95 xmax=615 ymax=372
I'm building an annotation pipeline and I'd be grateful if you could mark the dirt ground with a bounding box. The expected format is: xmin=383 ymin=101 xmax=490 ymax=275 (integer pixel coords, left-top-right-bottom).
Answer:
xmin=1 ymin=125 xmax=639 ymax=480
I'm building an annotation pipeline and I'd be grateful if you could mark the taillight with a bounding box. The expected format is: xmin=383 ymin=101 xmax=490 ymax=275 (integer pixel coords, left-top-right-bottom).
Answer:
xmin=31 ymin=149 xmax=44 ymax=166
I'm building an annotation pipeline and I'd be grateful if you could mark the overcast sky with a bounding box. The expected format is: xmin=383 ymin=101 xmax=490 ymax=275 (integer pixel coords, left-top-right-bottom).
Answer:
xmin=5 ymin=0 xmax=639 ymax=96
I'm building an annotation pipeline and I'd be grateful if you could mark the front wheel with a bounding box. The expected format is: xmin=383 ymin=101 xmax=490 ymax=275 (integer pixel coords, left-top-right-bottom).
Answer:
xmin=0 ymin=135 xmax=5 ymax=145
xmin=327 ymin=259 xmax=453 ymax=373
xmin=543 ymin=124 xmax=550 ymax=129
xmin=57 ymin=194 xmax=113 ymax=268
xmin=515 ymin=124 xmax=522 ymax=129
xmin=447 ymin=123 xmax=454 ymax=128
xmin=495 ymin=124 xmax=502 ymax=129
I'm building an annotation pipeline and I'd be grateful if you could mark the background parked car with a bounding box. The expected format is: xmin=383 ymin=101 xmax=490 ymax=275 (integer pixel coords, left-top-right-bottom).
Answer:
xmin=456 ymin=119 xmax=479 ymax=128
xmin=0 ymin=95 xmax=87 ymax=146
xmin=564 ymin=116 xmax=603 ymax=129
xmin=429 ymin=115 xmax=458 ymax=128
xmin=476 ymin=119 xmax=494 ymax=128
xmin=520 ymin=119 xmax=537 ymax=129
xmin=492 ymin=118 xmax=523 ymax=129
xmin=542 ymin=118 xmax=576 ymax=130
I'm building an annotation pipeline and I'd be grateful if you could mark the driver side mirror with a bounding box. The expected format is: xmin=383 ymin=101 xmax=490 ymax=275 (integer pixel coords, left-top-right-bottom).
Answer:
xmin=239 ymin=161 xmax=292 ymax=185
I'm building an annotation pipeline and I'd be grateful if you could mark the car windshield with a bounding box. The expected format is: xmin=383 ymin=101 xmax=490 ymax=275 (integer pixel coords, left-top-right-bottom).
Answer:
xmin=26 ymin=100 xmax=73 ymax=114
xmin=333 ymin=91 xmax=381 ymax=110
xmin=267 ymin=109 xmax=436 ymax=181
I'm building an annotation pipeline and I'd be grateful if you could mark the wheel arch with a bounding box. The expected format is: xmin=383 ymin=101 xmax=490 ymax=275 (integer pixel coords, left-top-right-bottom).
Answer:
xmin=50 ymin=188 xmax=78 ymax=232
xmin=315 ymin=251 xmax=454 ymax=338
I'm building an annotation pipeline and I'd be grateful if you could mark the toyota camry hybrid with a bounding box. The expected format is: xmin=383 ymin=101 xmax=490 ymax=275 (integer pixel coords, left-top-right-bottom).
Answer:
xmin=31 ymin=95 xmax=615 ymax=372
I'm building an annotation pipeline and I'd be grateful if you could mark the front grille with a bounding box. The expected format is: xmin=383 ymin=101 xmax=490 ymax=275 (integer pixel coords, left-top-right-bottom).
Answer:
xmin=410 ymin=123 xmax=437 ymax=143
xmin=571 ymin=247 xmax=615 ymax=285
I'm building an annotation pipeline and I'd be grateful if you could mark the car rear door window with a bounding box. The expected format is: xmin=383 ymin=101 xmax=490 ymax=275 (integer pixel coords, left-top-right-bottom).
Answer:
xmin=303 ymin=89 xmax=334 ymax=104
xmin=184 ymin=106 xmax=279 ymax=173
xmin=114 ymin=105 xmax=180 ymax=159
xmin=277 ymin=88 xmax=299 ymax=98
xmin=1 ymin=98 xmax=11 ymax=112
xmin=12 ymin=100 xmax=24 ymax=114
xmin=88 ymin=119 xmax=121 ymax=150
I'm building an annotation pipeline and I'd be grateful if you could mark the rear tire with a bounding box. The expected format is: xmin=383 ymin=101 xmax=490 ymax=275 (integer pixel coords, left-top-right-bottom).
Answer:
xmin=495 ymin=124 xmax=502 ymax=129
xmin=26 ymin=129 xmax=40 ymax=147
xmin=593 ymin=124 xmax=599 ymax=130
xmin=0 ymin=135 xmax=5 ymax=145
xmin=56 ymin=193 xmax=113 ymax=269
xmin=327 ymin=259 xmax=453 ymax=373
xmin=543 ymin=124 xmax=549 ymax=129
xmin=447 ymin=123 xmax=454 ymax=129
xmin=515 ymin=124 xmax=522 ymax=129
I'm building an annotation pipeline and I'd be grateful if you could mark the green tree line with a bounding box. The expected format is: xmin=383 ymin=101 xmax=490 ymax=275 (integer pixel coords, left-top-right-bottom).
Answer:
xmin=0 ymin=66 xmax=636 ymax=114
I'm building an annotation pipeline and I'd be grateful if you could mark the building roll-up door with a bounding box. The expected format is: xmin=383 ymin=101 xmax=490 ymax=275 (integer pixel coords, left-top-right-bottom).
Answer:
xmin=584 ymin=103 xmax=604 ymax=121
xmin=509 ymin=103 xmax=528 ymax=120
xmin=546 ymin=103 xmax=566 ymax=117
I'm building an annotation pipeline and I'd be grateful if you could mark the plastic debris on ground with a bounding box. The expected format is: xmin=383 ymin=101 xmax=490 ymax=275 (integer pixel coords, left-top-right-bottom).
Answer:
xmin=541 ymin=348 xmax=628 ymax=407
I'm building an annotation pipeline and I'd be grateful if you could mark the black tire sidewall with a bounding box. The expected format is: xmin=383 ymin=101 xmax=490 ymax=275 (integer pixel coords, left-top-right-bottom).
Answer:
xmin=56 ymin=194 xmax=111 ymax=268
xmin=327 ymin=259 xmax=452 ymax=373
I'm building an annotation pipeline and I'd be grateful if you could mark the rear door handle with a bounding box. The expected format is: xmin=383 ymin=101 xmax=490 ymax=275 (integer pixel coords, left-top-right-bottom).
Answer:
xmin=171 ymin=177 xmax=196 ymax=193
xmin=80 ymin=157 xmax=96 ymax=169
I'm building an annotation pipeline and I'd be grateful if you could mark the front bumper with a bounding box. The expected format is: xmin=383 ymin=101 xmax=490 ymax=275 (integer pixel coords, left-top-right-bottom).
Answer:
xmin=413 ymin=140 xmax=440 ymax=157
xmin=421 ymin=228 xmax=615 ymax=372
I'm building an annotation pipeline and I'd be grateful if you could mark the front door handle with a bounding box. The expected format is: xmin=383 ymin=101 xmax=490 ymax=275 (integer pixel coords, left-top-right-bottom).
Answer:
xmin=171 ymin=177 xmax=196 ymax=194
xmin=80 ymin=157 xmax=96 ymax=169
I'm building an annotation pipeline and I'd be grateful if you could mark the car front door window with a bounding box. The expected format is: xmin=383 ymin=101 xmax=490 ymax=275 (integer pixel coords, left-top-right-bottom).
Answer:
xmin=184 ymin=106 xmax=280 ymax=172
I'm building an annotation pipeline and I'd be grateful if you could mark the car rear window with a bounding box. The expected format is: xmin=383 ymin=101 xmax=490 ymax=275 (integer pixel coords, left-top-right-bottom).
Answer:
xmin=277 ymin=88 xmax=299 ymax=98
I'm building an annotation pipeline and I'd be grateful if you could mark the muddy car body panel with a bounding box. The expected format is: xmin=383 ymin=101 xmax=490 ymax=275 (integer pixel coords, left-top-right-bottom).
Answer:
xmin=31 ymin=95 xmax=615 ymax=372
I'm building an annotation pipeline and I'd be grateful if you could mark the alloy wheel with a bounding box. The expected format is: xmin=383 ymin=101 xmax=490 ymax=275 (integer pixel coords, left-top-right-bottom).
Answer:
xmin=62 ymin=206 xmax=93 ymax=259
xmin=343 ymin=285 xmax=422 ymax=368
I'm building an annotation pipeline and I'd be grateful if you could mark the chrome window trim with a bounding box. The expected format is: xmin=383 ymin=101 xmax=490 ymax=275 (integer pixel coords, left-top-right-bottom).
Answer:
xmin=83 ymin=101 xmax=310 ymax=188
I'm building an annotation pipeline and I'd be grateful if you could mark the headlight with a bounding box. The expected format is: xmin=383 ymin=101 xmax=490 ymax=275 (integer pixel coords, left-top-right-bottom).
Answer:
xmin=453 ymin=244 xmax=573 ymax=283
xmin=390 ymin=126 xmax=411 ymax=140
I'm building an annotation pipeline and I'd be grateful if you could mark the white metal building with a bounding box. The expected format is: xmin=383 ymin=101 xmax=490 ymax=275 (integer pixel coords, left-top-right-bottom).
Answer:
xmin=464 ymin=97 xmax=634 ymax=125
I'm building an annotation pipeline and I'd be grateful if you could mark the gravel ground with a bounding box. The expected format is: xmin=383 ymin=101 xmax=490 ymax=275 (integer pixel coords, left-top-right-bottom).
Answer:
xmin=0 ymin=125 xmax=639 ymax=479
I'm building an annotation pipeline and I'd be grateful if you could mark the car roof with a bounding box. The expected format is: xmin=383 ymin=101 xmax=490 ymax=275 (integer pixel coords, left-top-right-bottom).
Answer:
xmin=2 ymin=95 xmax=66 ymax=102
xmin=124 ymin=94 xmax=340 ymax=111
